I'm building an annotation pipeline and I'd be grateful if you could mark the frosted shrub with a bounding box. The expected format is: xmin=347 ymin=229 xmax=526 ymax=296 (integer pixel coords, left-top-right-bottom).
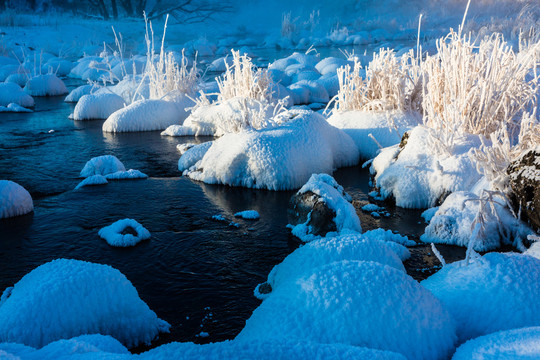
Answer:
xmin=331 ymin=48 xmax=421 ymax=113
xmin=422 ymin=30 xmax=539 ymax=144
xmin=143 ymin=16 xmax=200 ymax=101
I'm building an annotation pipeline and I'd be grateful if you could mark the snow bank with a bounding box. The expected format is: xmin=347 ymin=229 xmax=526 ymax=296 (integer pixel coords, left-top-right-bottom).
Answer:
xmin=99 ymin=219 xmax=151 ymax=247
xmin=0 ymin=180 xmax=33 ymax=219
xmin=422 ymin=252 xmax=540 ymax=342
xmin=0 ymin=259 xmax=170 ymax=348
xmin=24 ymin=74 xmax=68 ymax=96
xmin=103 ymin=97 xmax=192 ymax=133
xmin=0 ymin=82 xmax=34 ymax=108
xmin=140 ymin=340 xmax=406 ymax=360
xmin=327 ymin=110 xmax=420 ymax=160
xmin=0 ymin=334 xmax=129 ymax=359
xmin=72 ymin=93 xmax=125 ymax=120
xmin=80 ymin=155 xmax=126 ymax=178
xmin=75 ymin=175 xmax=108 ymax=189
xmin=181 ymin=109 xmax=359 ymax=190
xmin=452 ymin=327 xmax=540 ymax=360
xmin=289 ymin=173 xmax=361 ymax=241
xmin=421 ymin=191 xmax=529 ymax=251
xmin=64 ymin=84 xmax=94 ymax=103
xmin=257 ymin=234 xmax=406 ymax=299
xmin=239 ymin=260 xmax=456 ymax=360
xmin=234 ymin=210 xmax=260 ymax=220
xmin=371 ymin=126 xmax=482 ymax=208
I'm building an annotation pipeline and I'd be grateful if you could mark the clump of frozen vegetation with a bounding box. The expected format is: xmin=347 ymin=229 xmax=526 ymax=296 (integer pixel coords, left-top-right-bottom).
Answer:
xmin=72 ymin=93 xmax=125 ymax=120
xmin=99 ymin=219 xmax=151 ymax=247
xmin=0 ymin=180 xmax=33 ymax=218
xmin=179 ymin=109 xmax=359 ymax=190
xmin=422 ymin=252 xmax=540 ymax=343
xmin=0 ymin=259 xmax=170 ymax=348
xmin=23 ymin=74 xmax=68 ymax=96
xmin=102 ymin=16 xmax=200 ymax=133
xmin=0 ymin=82 xmax=34 ymax=109
xmin=163 ymin=50 xmax=287 ymax=137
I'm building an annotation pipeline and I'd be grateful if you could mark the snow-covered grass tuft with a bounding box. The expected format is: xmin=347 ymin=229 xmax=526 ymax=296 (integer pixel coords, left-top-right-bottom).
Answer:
xmin=99 ymin=219 xmax=151 ymax=247
xmin=330 ymin=48 xmax=421 ymax=113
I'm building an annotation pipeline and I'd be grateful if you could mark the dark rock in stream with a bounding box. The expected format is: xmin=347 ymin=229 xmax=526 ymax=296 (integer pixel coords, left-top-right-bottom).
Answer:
xmin=287 ymin=191 xmax=338 ymax=237
xmin=508 ymin=148 xmax=540 ymax=232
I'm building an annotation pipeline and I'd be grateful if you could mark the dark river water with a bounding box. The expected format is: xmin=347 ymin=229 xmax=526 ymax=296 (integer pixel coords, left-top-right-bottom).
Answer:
xmin=0 ymin=79 xmax=425 ymax=350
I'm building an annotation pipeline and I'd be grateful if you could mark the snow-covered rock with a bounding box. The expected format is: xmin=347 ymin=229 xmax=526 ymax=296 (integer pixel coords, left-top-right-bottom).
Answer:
xmin=327 ymin=110 xmax=420 ymax=160
xmin=99 ymin=219 xmax=151 ymax=247
xmin=371 ymin=126 xmax=482 ymax=208
xmin=255 ymin=233 xmax=407 ymax=299
xmin=80 ymin=155 xmax=126 ymax=178
xmin=5 ymin=73 xmax=28 ymax=87
xmin=0 ymin=180 xmax=33 ymax=218
xmin=288 ymin=80 xmax=329 ymax=104
xmin=315 ymin=57 xmax=351 ymax=76
xmin=139 ymin=340 xmax=407 ymax=360
xmin=239 ymin=260 xmax=456 ymax=360
xmin=180 ymin=109 xmax=359 ymax=190
xmin=0 ymin=259 xmax=170 ymax=348
xmin=234 ymin=210 xmax=260 ymax=220
xmin=42 ymin=58 xmax=74 ymax=77
xmin=0 ymin=103 xmax=32 ymax=113
xmin=452 ymin=327 xmax=540 ymax=360
xmin=421 ymin=191 xmax=530 ymax=251
xmin=72 ymin=93 xmax=125 ymax=120
xmin=177 ymin=142 xmax=213 ymax=171
xmin=103 ymin=97 xmax=192 ymax=133
xmin=0 ymin=334 xmax=129 ymax=360
xmin=64 ymin=84 xmax=94 ymax=103
xmin=422 ymin=252 xmax=540 ymax=342
xmin=75 ymin=174 xmax=108 ymax=189
xmin=24 ymin=74 xmax=68 ymax=96
xmin=104 ymin=169 xmax=148 ymax=180
xmin=0 ymin=82 xmax=34 ymax=108
xmin=288 ymin=174 xmax=361 ymax=241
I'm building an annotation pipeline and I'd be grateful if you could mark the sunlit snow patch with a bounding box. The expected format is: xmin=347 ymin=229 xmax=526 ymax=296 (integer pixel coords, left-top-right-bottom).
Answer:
xmin=99 ymin=219 xmax=151 ymax=247
xmin=0 ymin=259 xmax=170 ymax=348
xmin=0 ymin=180 xmax=33 ymax=218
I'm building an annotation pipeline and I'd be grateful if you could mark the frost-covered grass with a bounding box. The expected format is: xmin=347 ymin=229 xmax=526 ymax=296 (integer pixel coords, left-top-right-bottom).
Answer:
xmin=331 ymin=48 xmax=421 ymax=113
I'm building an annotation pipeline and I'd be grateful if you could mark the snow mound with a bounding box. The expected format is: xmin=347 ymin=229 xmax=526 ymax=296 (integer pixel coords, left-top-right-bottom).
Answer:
xmin=289 ymin=173 xmax=361 ymax=241
xmin=0 ymin=180 xmax=33 ymax=219
xmin=99 ymin=219 xmax=151 ymax=247
xmin=422 ymin=252 xmax=540 ymax=342
xmin=256 ymin=234 xmax=406 ymax=299
xmin=24 ymin=74 xmax=68 ymax=97
xmin=105 ymin=169 xmax=148 ymax=180
xmin=421 ymin=191 xmax=529 ymax=251
xmin=72 ymin=93 xmax=125 ymax=120
xmin=75 ymin=174 xmax=108 ymax=189
xmin=80 ymin=155 xmax=126 ymax=178
xmin=363 ymin=228 xmax=416 ymax=247
xmin=327 ymin=110 xmax=420 ymax=160
xmin=5 ymin=73 xmax=28 ymax=87
xmin=452 ymin=327 xmax=540 ymax=360
xmin=371 ymin=126 xmax=482 ymax=208
xmin=0 ymin=82 xmax=34 ymax=108
xmin=234 ymin=210 xmax=260 ymax=220
xmin=288 ymin=80 xmax=329 ymax=104
xmin=239 ymin=260 xmax=456 ymax=360
xmin=103 ymin=97 xmax=192 ymax=133
xmin=181 ymin=110 xmax=359 ymax=190
xmin=42 ymin=58 xmax=74 ymax=77
xmin=178 ymin=142 xmax=213 ymax=171
xmin=525 ymin=240 xmax=540 ymax=260
xmin=0 ymin=103 xmax=32 ymax=113
xmin=0 ymin=334 xmax=129 ymax=359
xmin=0 ymin=259 xmax=170 ymax=348
xmin=315 ymin=57 xmax=352 ymax=76
xmin=140 ymin=340 xmax=406 ymax=360
xmin=64 ymin=84 xmax=94 ymax=103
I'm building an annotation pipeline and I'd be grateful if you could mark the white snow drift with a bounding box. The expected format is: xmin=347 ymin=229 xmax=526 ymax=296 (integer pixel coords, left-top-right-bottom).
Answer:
xmin=0 ymin=180 xmax=33 ymax=218
xmin=99 ymin=219 xmax=151 ymax=247
xmin=180 ymin=109 xmax=359 ymax=190
xmin=0 ymin=258 xmax=170 ymax=348
xmin=422 ymin=252 xmax=540 ymax=342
